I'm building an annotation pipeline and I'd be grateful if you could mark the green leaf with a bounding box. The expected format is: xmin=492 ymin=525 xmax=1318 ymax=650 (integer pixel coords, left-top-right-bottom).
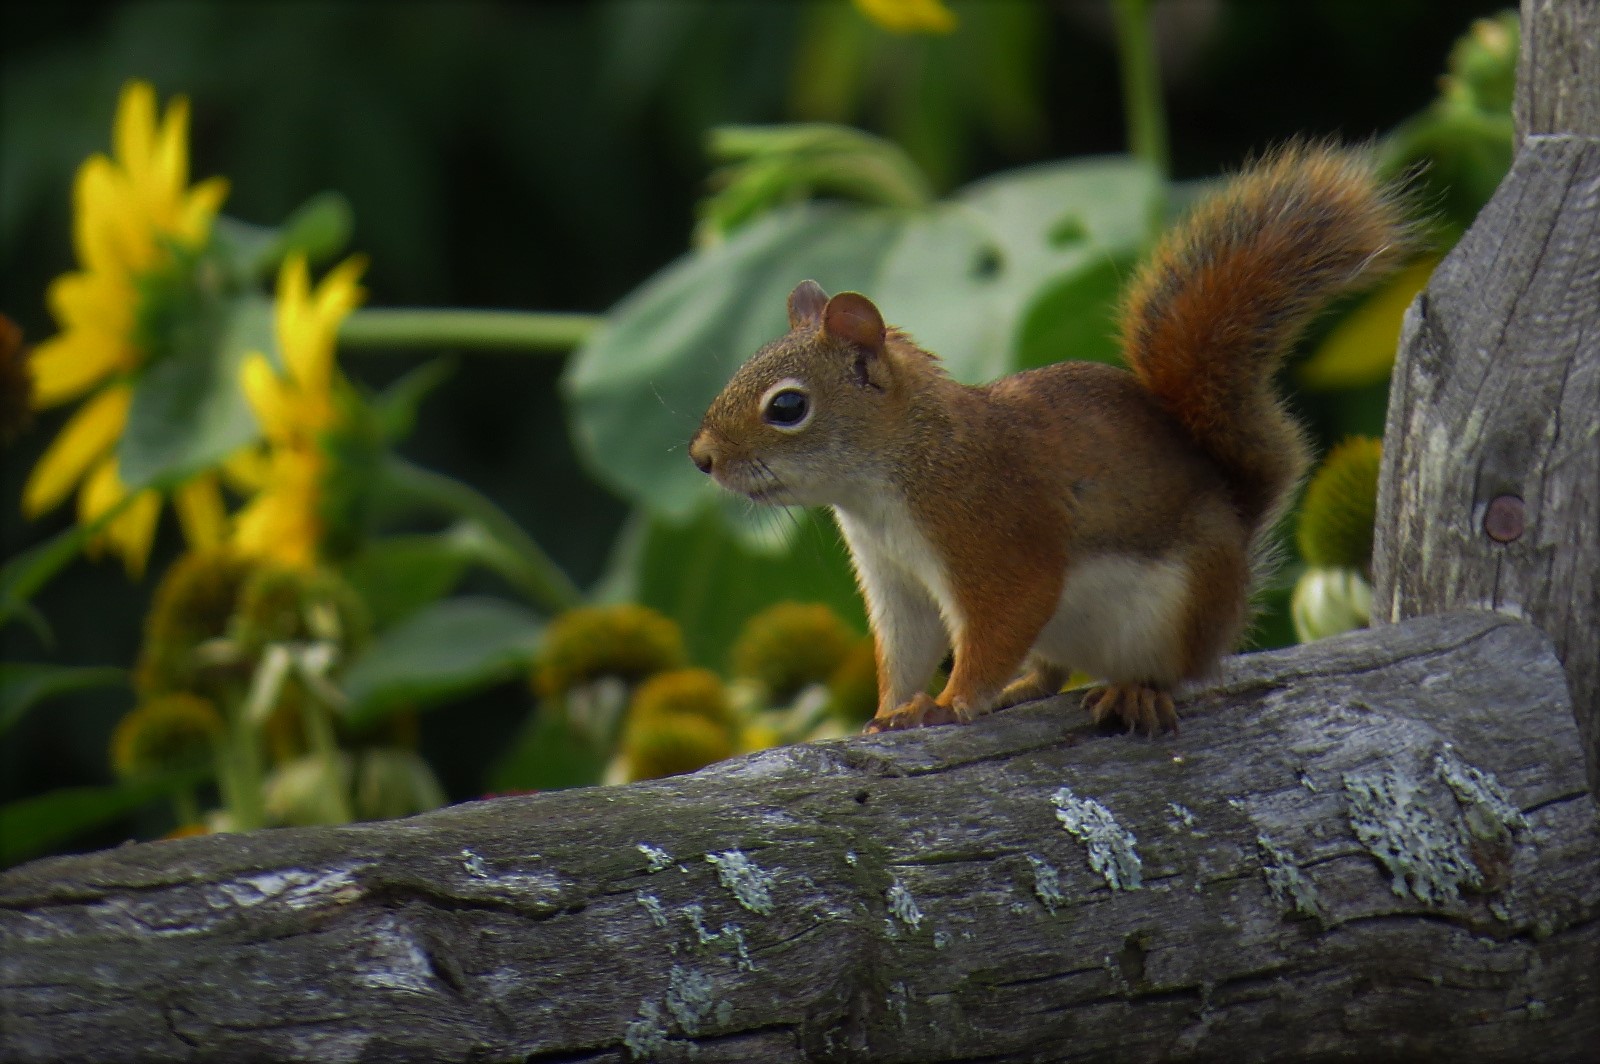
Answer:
xmin=0 ymin=492 xmax=139 ymax=632
xmin=0 ymin=768 xmax=207 ymax=868
xmin=371 ymin=356 xmax=455 ymax=443
xmin=118 ymin=292 xmax=272 ymax=488
xmin=378 ymin=458 xmax=581 ymax=613
xmin=340 ymin=531 xmax=474 ymax=629
xmin=565 ymin=155 xmax=1162 ymax=534
xmin=341 ymin=597 xmax=544 ymax=727
xmin=487 ymin=707 xmax=606 ymax=793
xmin=598 ymin=504 xmax=865 ymax=670
xmin=0 ymin=663 xmax=126 ymax=737
xmin=1014 ymin=249 xmax=1138 ymax=370
xmin=273 ymin=190 xmax=355 ymax=269
xmin=211 ymin=192 xmax=354 ymax=282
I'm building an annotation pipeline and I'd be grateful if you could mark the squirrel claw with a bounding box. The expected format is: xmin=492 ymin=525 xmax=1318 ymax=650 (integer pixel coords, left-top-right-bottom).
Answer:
xmin=1081 ymin=684 xmax=1178 ymax=736
xmin=865 ymin=693 xmax=960 ymax=733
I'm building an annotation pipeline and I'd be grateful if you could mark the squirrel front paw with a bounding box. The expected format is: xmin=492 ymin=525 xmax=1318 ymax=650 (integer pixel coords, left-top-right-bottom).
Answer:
xmin=1081 ymin=683 xmax=1178 ymax=736
xmin=865 ymin=693 xmax=963 ymax=733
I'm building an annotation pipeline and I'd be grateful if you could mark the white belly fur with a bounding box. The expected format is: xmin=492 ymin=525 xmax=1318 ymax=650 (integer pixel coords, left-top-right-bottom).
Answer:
xmin=1032 ymin=554 xmax=1190 ymax=685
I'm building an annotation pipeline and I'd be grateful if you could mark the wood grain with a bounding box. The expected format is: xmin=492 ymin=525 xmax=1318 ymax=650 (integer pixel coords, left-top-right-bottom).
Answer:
xmin=4 ymin=614 xmax=1595 ymax=1063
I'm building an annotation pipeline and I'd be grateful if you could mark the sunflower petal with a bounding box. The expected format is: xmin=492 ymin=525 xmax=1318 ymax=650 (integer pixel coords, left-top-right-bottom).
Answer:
xmin=29 ymin=329 xmax=125 ymax=409
xmin=178 ymin=176 xmax=229 ymax=245
xmin=113 ymin=81 xmax=158 ymax=192
xmin=77 ymin=458 xmax=162 ymax=580
xmin=240 ymin=353 xmax=295 ymax=441
xmin=104 ymin=489 xmax=163 ymax=580
xmin=22 ymin=386 xmax=132 ymax=516
xmin=173 ymin=474 xmax=227 ymax=548
xmin=153 ymin=93 xmax=191 ymax=211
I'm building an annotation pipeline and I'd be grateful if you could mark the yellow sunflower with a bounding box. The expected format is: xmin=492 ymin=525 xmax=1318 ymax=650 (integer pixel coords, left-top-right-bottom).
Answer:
xmin=853 ymin=0 xmax=957 ymax=34
xmin=21 ymin=80 xmax=230 ymax=577
xmin=232 ymin=253 xmax=366 ymax=570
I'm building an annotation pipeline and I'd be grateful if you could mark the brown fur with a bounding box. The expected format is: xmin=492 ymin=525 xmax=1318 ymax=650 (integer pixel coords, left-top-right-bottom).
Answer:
xmin=689 ymin=144 xmax=1415 ymax=733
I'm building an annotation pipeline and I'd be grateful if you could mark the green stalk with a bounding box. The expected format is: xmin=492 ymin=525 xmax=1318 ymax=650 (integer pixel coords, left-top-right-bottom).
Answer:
xmin=220 ymin=682 xmax=267 ymax=831
xmin=339 ymin=309 xmax=601 ymax=352
xmin=384 ymin=457 xmax=583 ymax=613
xmin=171 ymin=786 xmax=200 ymax=828
xmin=302 ymin=693 xmax=355 ymax=825
xmin=1111 ymin=0 xmax=1171 ymax=179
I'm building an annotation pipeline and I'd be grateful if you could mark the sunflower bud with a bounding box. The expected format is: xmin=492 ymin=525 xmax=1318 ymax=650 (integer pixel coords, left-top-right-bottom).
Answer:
xmin=135 ymin=549 xmax=251 ymax=697
xmin=533 ymin=604 xmax=686 ymax=699
xmin=232 ymin=562 xmax=370 ymax=659
xmin=110 ymin=692 xmax=224 ymax=780
xmin=623 ymin=713 xmax=735 ymax=782
xmin=731 ymin=602 xmax=856 ymax=704
xmin=827 ymin=638 xmax=879 ymax=724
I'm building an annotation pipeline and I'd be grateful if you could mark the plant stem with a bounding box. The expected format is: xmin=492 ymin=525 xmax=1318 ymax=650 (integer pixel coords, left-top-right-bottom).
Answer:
xmin=383 ymin=457 xmax=583 ymax=614
xmin=339 ymin=309 xmax=601 ymax=353
xmin=1111 ymin=0 xmax=1170 ymax=180
xmin=219 ymin=683 xmax=267 ymax=832
xmin=171 ymin=786 xmax=200 ymax=828
xmin=302 ymin=692 xmax=355 ymax=825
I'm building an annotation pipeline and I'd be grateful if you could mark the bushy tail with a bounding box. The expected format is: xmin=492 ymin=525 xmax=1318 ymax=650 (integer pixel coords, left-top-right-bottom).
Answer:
xmin=1121 ymin=142 xmax=1416 ymax=531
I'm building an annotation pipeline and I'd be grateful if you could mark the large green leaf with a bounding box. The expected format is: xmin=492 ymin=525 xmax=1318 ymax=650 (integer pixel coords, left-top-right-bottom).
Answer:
xmin=486 ymin=707 xmax=607 ymax=794
xmin=598 ymin=504 xmax=865 ymax=670
xmin=118 ymin=292 xmax=273 ymax=488
xmin=341 ymin=597 xmax=544 ymax=727
xmin=564 ymin=155 xmax=1162 ymax=532
xmin=339 ymin=533 xmax=474 ymax=630
xmin=0 ymin=663 xmax=126 ymax=737
xmin=0 ymin=768 xmax=207 ymax=868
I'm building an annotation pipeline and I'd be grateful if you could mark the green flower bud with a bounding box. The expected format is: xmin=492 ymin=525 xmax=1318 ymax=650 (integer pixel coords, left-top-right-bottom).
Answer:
xmin=1292 ymin=567 xmax=1373 ymax=643
xmin=110 ymin=693 xmax=223 ymax=780
xmin=263 ymin=752 xmax=353 ymax=826
xmin=623 ymin=712 xmax=734 ymax=782
xmin=732 ymin=602 xmax=856 ymax=704
xmin=630 ymin=668 xmax=736 ymax=731
xmin=533 ymin=604 xmax=686 ymax=699
xmin=232 ymin=562 xmax=370 ymax=659
xmin=135 ymin=549 xmax=252 ymax=697
xmin=827 ymin=638 xmax=879 ymax=724
xmin=1297 ymin=437 xmax=1382 ymax=571
xmin=353 ymin=748 xmax=446 ymax=821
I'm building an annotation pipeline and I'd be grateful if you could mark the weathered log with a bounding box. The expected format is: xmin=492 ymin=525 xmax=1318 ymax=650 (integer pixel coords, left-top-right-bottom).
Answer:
xmin=3 ymin=612 xmax=1596 ymax=1063
xmin=1375 ymin=0 xmax=1600 ymax=794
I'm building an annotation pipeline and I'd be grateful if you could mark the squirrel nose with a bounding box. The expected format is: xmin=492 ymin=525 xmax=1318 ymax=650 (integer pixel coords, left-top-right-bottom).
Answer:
xmin=689 ymin=433 xmax=715 ymax=475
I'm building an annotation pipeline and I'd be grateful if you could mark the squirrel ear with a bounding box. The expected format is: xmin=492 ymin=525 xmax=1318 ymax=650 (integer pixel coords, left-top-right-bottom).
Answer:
xmin=822 ymin=292 xmax=885 ymax=354
xmin=787 ymin=280 xmax=829 ymax=329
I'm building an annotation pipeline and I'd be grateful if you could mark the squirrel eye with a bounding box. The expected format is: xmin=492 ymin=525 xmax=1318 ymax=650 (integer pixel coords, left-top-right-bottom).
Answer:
xmin=763 ymin=388 xmax=810 ymax=427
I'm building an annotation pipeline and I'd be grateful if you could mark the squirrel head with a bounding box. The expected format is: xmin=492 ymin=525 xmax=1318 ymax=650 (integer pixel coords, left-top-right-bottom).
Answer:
xmin=690 ymin=280 xmax=912 ymax=508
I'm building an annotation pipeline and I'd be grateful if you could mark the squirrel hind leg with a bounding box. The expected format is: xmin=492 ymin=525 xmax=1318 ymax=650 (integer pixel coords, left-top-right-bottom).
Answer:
xmin=995 ymin=662 xmax=1072 ymax=710
xmin=1082 ymin=683 xmax=1178 ymax=736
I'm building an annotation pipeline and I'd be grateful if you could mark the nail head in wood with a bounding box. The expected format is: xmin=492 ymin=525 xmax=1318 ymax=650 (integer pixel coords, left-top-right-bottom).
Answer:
xmin=1484 ymin=494 xmax=1525 ymax=543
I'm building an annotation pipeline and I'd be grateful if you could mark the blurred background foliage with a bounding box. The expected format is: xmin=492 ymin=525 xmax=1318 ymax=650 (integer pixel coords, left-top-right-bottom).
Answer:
xmin=1 ymin=0 xmax=1515 ymax=865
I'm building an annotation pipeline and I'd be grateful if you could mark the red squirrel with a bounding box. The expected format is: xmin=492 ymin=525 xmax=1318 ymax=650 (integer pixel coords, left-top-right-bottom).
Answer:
xmin=689 ymin=144 xmax=1415 ymax=734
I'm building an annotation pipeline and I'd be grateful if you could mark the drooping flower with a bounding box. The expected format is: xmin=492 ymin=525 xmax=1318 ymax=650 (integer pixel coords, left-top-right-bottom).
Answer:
xmin=533 ymin=604 xmax=687 ymax=699
xmin=21 ymin=80 xmax=231 ymax=577
xmin=110 ymin=692 xmax=225 ymax=780
xmin=232 ymin=253 xmax=366 ymax=569
xmin=731 ymin=601 xmax=857 ymax=703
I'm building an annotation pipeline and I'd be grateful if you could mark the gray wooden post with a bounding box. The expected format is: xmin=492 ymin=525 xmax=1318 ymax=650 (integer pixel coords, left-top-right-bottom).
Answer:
xmin=1373 ymin=0 xmax=1600 ymax=795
